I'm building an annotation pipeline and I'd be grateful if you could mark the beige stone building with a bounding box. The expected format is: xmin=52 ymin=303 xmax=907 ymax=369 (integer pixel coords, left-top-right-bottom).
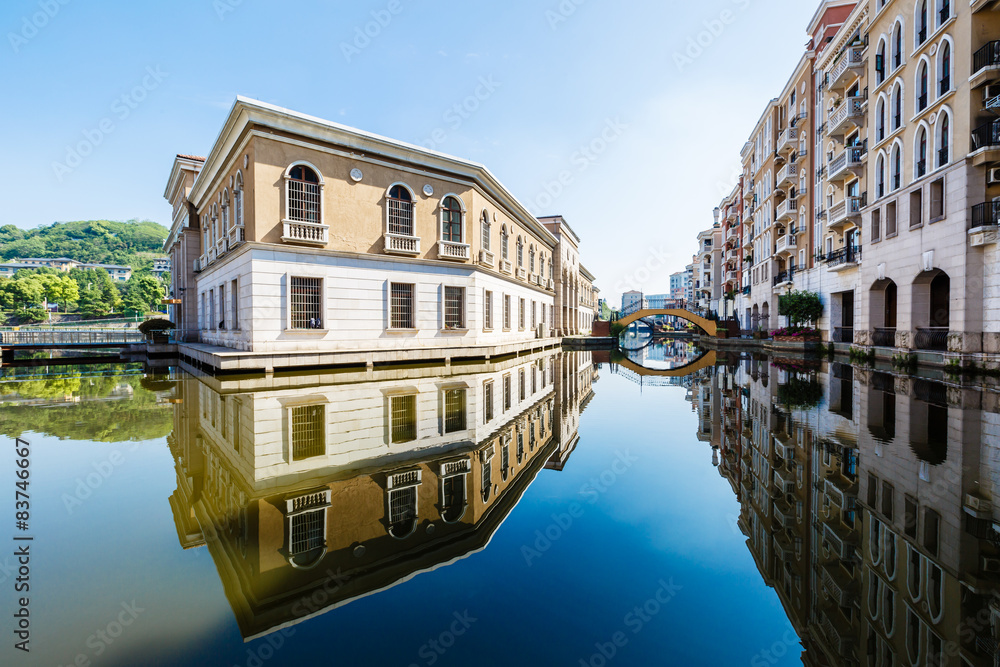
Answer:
xmin=163 ymin=98 xmax=597 ymax=364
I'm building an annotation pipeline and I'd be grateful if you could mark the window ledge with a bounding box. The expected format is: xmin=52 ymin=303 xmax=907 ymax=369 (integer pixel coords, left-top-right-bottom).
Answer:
xmin=386 ymin=328 xmax=419 ymax=334
xmin=482 ymin=328 xmax=494 ymax=333
xmin=929 ymin=215 xmax=945 ymax=225
xmin=283 ymin=329 xmax=328 ymax=335
xmin=440 ymin=328 xmax=469 ymax=334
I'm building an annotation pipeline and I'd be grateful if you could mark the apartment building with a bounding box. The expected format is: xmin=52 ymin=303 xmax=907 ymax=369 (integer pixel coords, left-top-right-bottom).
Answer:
xmin=718 ymin=181 xmax=745 ymax=323
xmin=0 ymin=257 xmax=135 ymax=281
xmin=163 ymin=97 xmax=596 ymax=354
xmin=694 ymin=226 xmax=723 ymax=315
xmin=692 ymin=0 xmax=1000 ymax=365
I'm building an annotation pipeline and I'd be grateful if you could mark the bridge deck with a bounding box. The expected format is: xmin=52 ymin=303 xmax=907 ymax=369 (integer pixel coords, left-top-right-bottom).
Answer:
xmin=0 ymin=330 xmax=144 ymax=348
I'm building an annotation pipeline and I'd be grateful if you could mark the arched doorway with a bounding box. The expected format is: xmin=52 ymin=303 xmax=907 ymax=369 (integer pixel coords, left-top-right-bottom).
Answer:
xmin=912 ymin=269 xmax=950 ymax=350
xmin=761 ymin=302 xmax=770 ymax=331
xmin=870 ymin=279 xmax=898 ymax=347
xmin=752 ymin=304 xmax=760 ymax=331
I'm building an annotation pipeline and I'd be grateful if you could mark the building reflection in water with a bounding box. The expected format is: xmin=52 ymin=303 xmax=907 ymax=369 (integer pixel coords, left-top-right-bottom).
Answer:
xmin=165 ymin=349 xmax=597 ymax=640
xmin=688 ymin=353 xmax=1000 ymax=667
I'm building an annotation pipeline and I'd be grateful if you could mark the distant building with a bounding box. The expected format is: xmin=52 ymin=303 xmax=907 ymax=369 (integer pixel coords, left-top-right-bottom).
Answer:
xmin=621 ymin=290 xmax=645 ymax=313
xmin=670 ymin=271 xmax=690 ymax=303
xmin=0 ymin=258 xmax=134 ymax=282
xmin=151 ymin=257 xmax=172 ymax=278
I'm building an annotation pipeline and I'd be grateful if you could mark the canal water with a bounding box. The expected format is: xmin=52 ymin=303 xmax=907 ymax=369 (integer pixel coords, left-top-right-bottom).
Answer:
xmin=0 ymin=346 xmax=995 ymax=666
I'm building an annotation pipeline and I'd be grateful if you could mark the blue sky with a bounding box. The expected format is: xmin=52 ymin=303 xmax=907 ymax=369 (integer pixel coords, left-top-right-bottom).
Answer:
xmin=2 ymin=0 xmax=819 ymax=298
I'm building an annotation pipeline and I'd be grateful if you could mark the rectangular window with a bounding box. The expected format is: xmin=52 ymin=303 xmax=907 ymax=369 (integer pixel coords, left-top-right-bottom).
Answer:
xmin=484 ymin=381 xmax=494 ymax=423
xmin=290 ymin=405 xmax=325 ymax=460
xmin=390 ymin=283 xmax=415 ymax=329
xmin=290 ymin=511 xmax=325 ymax=554
xmin=871 ymin=209 xmax=881 ymax=242
xmin=201 ymin=293 xmax=207 ymax=330
xmin=484 ymin=290 xmax=493 ymax=330
xmin=923 ymin=509 xmax=940 ymax=556
xmin=910 ymin=189 xmax=923 ymax=228
xmin=503 ymin=295 xmax=511 ymax=330
xmin=230 ymin=278 xmax=239 ymax=330
xmin=444 ymin=286 xmax=465 ymax=329
xmin=290 ymin=277 xmax=323 ymax=329
xmin=904 ymin=495 xmax=918 ymax=538
xmin=532 ymin=365 xmax=537 ymax=393
xmin=867 ymin=473 xmax=878 ymax=507
xmin=519 ymin=368 xmax=526 ymax=401
xmin=881 ymin=482 xmax=895 ymax=520
xmin=929 ymin=177 xmax=944 ymax=221
xmin=503 ymin=374 xmax=512 ymax=410
xmin=218 ymin=285 xmax=226 ymax=330
xmin=531 ymin=302 xmax=537 ymax=329
xmin=519 ymin=298 xmax=525 ymax=330
xmin=390 ymin=395 xmax=417 ymax=443
xmin=444 ymin=388 xmax=467 ymax=433
xmin=208 ymin=291 xmax=215 ymax=330
xmin=886 ymin=201 xmax=898 ymax=237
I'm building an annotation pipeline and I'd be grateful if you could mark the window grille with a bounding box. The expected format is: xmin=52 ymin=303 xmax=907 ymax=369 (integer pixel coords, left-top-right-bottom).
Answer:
xmin=444 ymin=389 xmax=467 ymax=433
xmin=484 ymin=381 xmax=494 ymax=422
xmin=389 ymin=487 xmax=417 ymax=525
xmin=290 ymin=277 xmax=322 ymax=329
xmin=503 ymin=295 xmax=511 ymax=329
xmin=291 ymin=405 xmax=325 ymax=460
xmin=290 ymin=510 xmax=324 ymax=554
xmin=481 ymin=215 xmax=491 ymax=251
xmin=288 ymin=166 xmax=321 ymax=223
xmin=484 ymin=290 xmax=493 ymax=330
xmin=444 ymin=286 xmax=465 ymax=329
xmin=442 ymin=197 xmax=463 ymax=242
xmin=503 ymin=374 xmax=512 ymax=410
xmin=390 ymin=283 xmax=415 ymax=329
xmin=519 ymin=298 xmax=525 ymax=330
xmin=388 ymin=186 xmax=414 ymax=236
xmin=390 ymin=395 xmax=417 ymax=443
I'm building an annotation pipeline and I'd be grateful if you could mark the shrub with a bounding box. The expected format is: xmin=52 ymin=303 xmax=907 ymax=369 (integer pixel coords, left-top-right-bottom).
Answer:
xmin=138 ymin=318 xmax=175 ymax=335
xmin=778 ymin=291 xmax=823 ymax=326
xmin=777 ymin=376 xmax=823 ymax=409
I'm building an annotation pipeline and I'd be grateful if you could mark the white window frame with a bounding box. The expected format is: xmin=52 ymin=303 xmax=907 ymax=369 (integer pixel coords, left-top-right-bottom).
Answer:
xmin=387 ymin=281 xmax=417 ymax=331
xmin=283 ymin=161 xmax=325 ymax=225
xmin=439 ymin=193 xmax=466 ymax=243
xmin=441 ymin=284 xmax=467 ymax=331
xmin=286 ymin=273 xmax=326 ymax=332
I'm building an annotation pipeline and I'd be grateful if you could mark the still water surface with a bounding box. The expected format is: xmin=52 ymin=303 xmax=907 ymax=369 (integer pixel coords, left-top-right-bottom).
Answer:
xmin=0 ymin=344 xmax=994 ymax=666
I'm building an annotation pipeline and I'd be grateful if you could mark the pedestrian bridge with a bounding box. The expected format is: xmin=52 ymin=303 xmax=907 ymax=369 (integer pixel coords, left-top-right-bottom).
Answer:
xmin=0 ymin=329 xmax=144 ymax=363
xmin=616 ymin=350 xmax=717 ymax=378
xmin=614 ymin=308 xmax=718 ymax=336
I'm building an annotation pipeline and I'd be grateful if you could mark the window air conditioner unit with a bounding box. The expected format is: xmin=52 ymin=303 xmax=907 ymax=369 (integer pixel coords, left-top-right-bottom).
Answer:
xmin=989 ymin=168 xmax=1000 ymax=186
xmin=985 ymin=85 xmax=1000 ymax=106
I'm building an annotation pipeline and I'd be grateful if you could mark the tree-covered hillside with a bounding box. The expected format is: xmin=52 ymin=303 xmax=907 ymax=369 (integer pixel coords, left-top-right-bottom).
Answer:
xmin=0 ymin=219 xmax=168 ymax=267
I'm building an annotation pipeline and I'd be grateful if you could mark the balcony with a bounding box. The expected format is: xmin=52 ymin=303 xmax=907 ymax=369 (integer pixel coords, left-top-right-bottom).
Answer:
xmin=207 ymin=246 xmax=218 ymax=264
xmin=775 ymin=234 xmax=797 ymax=257
xmin=827 ymin=98 xmax=864 ymax=139
xmin=384 ymin=233 xmax=421 ymax=256
xmin=821 ymin=563 xmax=856 ymax=607
xmin=822 ymin=522 xmax=858 ymax=562
xmin=833 ymin=327 xmax=854 ymax=344
xmin=915 ymin=327 xmax=949 ymax=351
xmin=773 ymin=531 xmax=795 ymax=562
xmin=828 ymin=196 xmax=862 ymax=228
xmin=828 ymin=45 xmax=864 ymax=91
xmin=776 ymin=127 xmax=797 ymax=155
xmin=776 ymin=162 xmax=798 ymax=188
xmin=826 ymin=246 xmax=861 ymax=271
xmin=479 ymin=249 xmax=495 ymax=267
xmin=282 ymin=220 xmax=329 ymax=246
xmin=971 ymin=120 xmax=1000 ymax=166
xmin=516 ymin=267 xmax=527 ymax=280
xmin=499 ymin=259 xmax=512 ymax=275
xmin=827 ymin=147 xmax=864 ymax=182
xmin=772 ymin=270 xmax=794 ymax=288
xmin=972 ymin=41 xmax=1000 ymax=88
xmin=547 ymin=279 xmax=555 ymax=291
xmin=773 ymin=500 xmax=796 ymax=530
xmin=824 ymin=475 xmax=857 ymax=509
xmin=872 ymin=327 xmax=896 ymax=347
xmin=193 ymin=257 xmax=203 ymax=273
xmin=971 ymin=202 xmax=1000 ymax=246
xmin=775 ymin=198 xmax=798 ymax=222
xmin=773 ymin=466 xmax=795 ymax=495
xmin=820 ymin=612 xmax=854 ymax=655
xmin=437 ymin=240 xmax=470 ymax=261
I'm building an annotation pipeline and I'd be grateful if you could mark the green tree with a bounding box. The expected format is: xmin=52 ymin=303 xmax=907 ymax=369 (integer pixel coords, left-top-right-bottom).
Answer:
xmin=36 ymin=273 xmax=79 ymax=311
xmin=778 ymin=290 xmax=823 ymax=327
xmin=123 ymin=274 xmax=165 ymax=314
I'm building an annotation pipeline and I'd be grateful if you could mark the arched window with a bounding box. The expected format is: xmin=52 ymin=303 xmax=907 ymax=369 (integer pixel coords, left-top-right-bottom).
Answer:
xmin=892 ymin=144 xmax=903 ymax=191
xmin=387 ymin=185 xmax=414 ymax=236
xmin=529 ymin=246 xmax=535 ymax=273
xmin=876 ymin=39 xmax=887 ymax=84
xmin=917 ymin=61 xmax=928 ymax=112
xmin=916 ymin=1 xmax=927 ymax=45
xmin=233 ymin=172 xmax=243 ymax=227
xmin=892 ymin=22 xmax=903 ymax=70
xmin=480 ymin=210 xmax=491 ymax=252
xmin=286 ymin=164 xmax=321 ymax=223
xmin=937 ymin=111 xmax=950 ymax=166
xmin=916 ymin=127 xmax=928 ymax=177
xmin=501 ymin=225 xmax=509 ymax=260
xmin=539 ymin=256 xmax=545 ymax=280
xmin=876 ymin=154 xmax=886 ymax=198
xmin=892 ymin=83 xmax=903 ymax=130
xmin=516 ymin=237 xmax=524 ymax=267
xmin=440 ymin=196 xmax=463 ymax=243
xmin=211 ymin=204 xmax=219 ymax=244
xmin=221 ymin=191 xmax=230 ymax=232
xmin=876 ymin=97 xmax=886 ymax=142
xmin=938 ymin=41 xmax=951 ymax=95
xmin=937 ymin=0 xmax=951 ymax=27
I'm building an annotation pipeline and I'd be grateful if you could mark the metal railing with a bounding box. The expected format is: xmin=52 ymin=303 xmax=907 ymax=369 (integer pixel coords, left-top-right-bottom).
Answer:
xmin=973 ymin=120 xmax=1000 ymax=151
xmin=772 ymin=270 xmax=793 ymax=286
xmin=972 ymin=201 xmax=1000 ymax=228
xmin=872 ymin=328 xmax=896 ymax=347
xmin=0 ymin=329 xmax=145 ymax=346
xmin=915 ymin=327 xmax=948 ymax=351
xmin=826 ymin=246 xmax=862 ymax=268
xmin=974 ymin=41 xmax=1000 ymax=76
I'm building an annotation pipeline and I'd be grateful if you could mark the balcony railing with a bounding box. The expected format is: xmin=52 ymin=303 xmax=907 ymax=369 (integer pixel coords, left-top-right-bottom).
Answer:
xmin=499 ymin=259 xmax=512 ymax=275
xmin=972 ymin=120 xmax=1000 ymax=151
xmin=828 ymin=44 xmax=864 ymax=90
xmin=973 ymin=201 xmax=1000 ymax=228
xmin=974 ymin=41 xmax=1000 ymax=77
xmin=775 ymin=235 xmax=797 ymax=255
xmin=479 ymin=249 xmax=495 ymax=267
xmin=282 ymin=220 xmax=329 ymax=245
xmin=826 ymin=246 xmax=861 ymax=269
xmin=872 ymin=328 xmax=896 ymax=347
xmin=516 ymin=267 xmax=527 ymax=280
xmin=827 ymin=146 xmax=864 ymax=181
xmin=829 ymin=196 xmax=862 ymax=227
xmin=827 ymin=98 xmax=864 ymax=136
xmin=384 ymin=233 xmax=421 ymax=255
xmin=776 ymin=127 xmax=797 ymax=154
xmin=438 ymin=240 xmax=471 ymax=261
xmin=776 ymin=198 xmax=798 ymax=221
xmin=833 ymin=327 xmax=854 ymax=343
xmin=777 ymin=162 xmax=798 ymax=188
xmin=772 ymin=269 xmax=794 ymax=287
xmin=915 ymin=327 xmax=948 ymax=351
